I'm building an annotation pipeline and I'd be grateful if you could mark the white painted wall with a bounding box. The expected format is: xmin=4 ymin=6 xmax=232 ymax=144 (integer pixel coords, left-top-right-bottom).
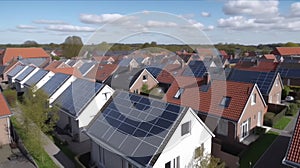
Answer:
xmin=77 ymin=85 xmax=114 ymax=128
xmin=153 ymin=108 xmax=214 ymax=168
xmin=49 ymin=76 xmax=77 ymax=104
xmin=34 ymin=71 xmax=55 ymax=91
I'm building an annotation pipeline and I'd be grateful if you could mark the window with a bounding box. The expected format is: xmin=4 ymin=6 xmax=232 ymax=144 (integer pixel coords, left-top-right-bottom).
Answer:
xmin=220 ymin=96 xmax=231 ymax=107
xmin=181 ymin=121 xmax=191 ymax=136
xmin=174 ymin=88 xmax=184 ymax=99
xmin=251 ymin=93 xmax=256 ymax=105
xmin=165 ymin=157 xmax=180 ymax=168
xmin=142 ymin=75 xmax=147 ymax=81
xmin=165 ymin=161 xmax=171 ymax=168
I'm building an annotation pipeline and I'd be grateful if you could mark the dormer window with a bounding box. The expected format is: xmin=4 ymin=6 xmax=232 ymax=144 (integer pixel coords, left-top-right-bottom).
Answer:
xmin=220 ymin=96 xmax=231 ymax=108
xmin=174 ymin=88 xmax=184 ymax=99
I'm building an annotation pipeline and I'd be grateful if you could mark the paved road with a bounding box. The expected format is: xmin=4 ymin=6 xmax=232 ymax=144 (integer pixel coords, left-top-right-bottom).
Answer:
xmin=254 ymin=112 xmax=299 ymax=168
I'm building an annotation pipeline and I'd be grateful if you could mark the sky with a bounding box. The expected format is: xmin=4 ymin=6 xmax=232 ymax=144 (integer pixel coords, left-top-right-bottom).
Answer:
xmin=1 ymin=0 xmax=300 ymax=45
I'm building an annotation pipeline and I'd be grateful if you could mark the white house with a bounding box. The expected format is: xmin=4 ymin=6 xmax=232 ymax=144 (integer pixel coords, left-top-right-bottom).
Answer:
xmin=85 ymin=91 xmax=214 ymax=168
xmin=53 ymin=78 xmax=114 ymax=142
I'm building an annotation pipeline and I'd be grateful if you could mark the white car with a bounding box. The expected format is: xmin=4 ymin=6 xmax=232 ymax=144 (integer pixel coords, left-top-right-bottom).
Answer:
xmin=285 ymin=96 xmax=294 ymax=102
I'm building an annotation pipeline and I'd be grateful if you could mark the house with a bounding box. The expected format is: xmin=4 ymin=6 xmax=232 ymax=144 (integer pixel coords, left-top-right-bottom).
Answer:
xmin=23 ymin=69 xmax=51 ymax=90
xmin=14 ymin=66 xmax=39 ymax=93
xmin=44 ymin=60 xmax=69 ymax=71
xmin=233 ymin=59 xmax=278 ymax=72
xmin=0 ymin=92 xmax=12 ymax=146
xmin=272 ymin=47 xmax=300 ymax=57
xmin=53 ymin=78 xmax=114 ymax=142
xmin=219 ymin=50 xmax=230 ymax=60
xmin=38 ymin=73 xmax=76 ymax=104
xmin=262 ymin=54 xmax=278 ymax=62
xmin=85 ymin=90 xmax=214 ymax=168
xmin=227 ymin=69 xmax=283 ymax=104
xmin=6 ymin=65 xmax=27 ymax=88
xmin=95 ymin=64 xmax=118 ymax=83
xmin=277 ymin=67 xmax=300 ymax=86
xmin=118 ymin=58 xmax=139 ymax=69
xmin=78 ymin=62 xmax=96 ymax=77
xmin=282 ymin=114 xmax=300 ymax=167
xmin=0 ymin=48 xmax=50 ymax=65
xmin=107 ymin=67 xmax=158 ymax=94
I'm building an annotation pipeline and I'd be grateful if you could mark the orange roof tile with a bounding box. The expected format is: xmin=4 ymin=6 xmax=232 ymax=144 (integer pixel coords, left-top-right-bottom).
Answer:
xmin=2 ymin=48 xmax=49 ymax=65
xmin=51 ymin=67 xmax=82 ymax=78
xmin=164 ymin=77 xmax=255 ymax=121
xmin=234 ymin=60 xmax=278 ymax=72
xmin=96 ymin=64 xmax=118 ymax=82
xmin=275 ymin=47 xmax=300 ymax=56
xmin=156 ymin=64 xmax=184 ymax=84
xmin=263 ymin=54 xmax=276 ymax=60
xmin=44 ymin=61 xmax=63 ymax=71
xmin=285 ymin=114 xmax=300 ymax=166
xmin=0 ymin=92 xmax=12 ymax=117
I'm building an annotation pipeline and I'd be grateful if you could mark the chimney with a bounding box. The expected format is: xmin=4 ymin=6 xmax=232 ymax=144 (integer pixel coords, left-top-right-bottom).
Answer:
xmin=203 ymin=72 xmax=211 ymax=85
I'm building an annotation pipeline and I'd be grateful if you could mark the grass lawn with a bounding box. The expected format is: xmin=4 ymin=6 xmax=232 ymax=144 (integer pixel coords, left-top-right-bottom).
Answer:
xmin=273 ymin=117 xmax=291 ymax=130
xmin=240 ymin=131 xmax=279 ymax=167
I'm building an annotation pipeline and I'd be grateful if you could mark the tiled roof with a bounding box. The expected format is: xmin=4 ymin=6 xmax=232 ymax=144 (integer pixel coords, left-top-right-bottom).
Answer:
xmin=164 ymin=76 xmax=255 ymax=121
xmin=275 ymin=47 xmax=300 ymax=56
xmin=284 ymin=114 xmax=300 ymax=167
xmin=234 ymin=60 xmax=278 ymax=72
xmin=2 ymin=48 xmax=49 ymax=65
xmin=44 ymin=61 xmax=64 ymax=71
xmin=156 ymin=64 xmax=184 ymax=84
xmin=263 ymin=54 xmax=276 ymax=60
xmin=0 ymin=92 xmax=12 ymax=117
xmin=95 ymin=64 xmax=118 ymax=82
xmin=51 ymin=67 xmax=82 ymax=78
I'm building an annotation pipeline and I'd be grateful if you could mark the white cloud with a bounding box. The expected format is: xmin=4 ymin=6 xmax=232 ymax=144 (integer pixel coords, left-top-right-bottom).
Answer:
xmin=218 ymin=16 xmax=256 ymax=30
xmin=80 ymin=13 xmax=124 ymax=24
xmin=201 ymin=12 xmax=211 ymax=17
xmin=17 ymin=24 xmax=37 ymax=29
xmin=223 ymin=0 xmax=279 ymax=17
xmin=290 ymin=2 xmax=300 ymax=17
xmin=204 ymin=25 xmax=214 ymax=31
xmin=46 ymin=25 xmax=96 ymax=32
xmin=33 ymin=19 xmax=67 ymax=24
xmin=146 ymin=20 xmax=178 ymax=27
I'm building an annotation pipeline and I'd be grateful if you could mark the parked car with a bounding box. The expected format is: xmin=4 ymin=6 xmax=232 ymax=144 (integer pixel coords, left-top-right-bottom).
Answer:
xmin=285 ymin=96 xmax=294 ymax=102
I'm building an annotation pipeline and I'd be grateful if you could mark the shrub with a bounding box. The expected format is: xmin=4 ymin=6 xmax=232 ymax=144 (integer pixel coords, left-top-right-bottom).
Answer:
xmin=282 ymin=86 xmax=291 ymax=99
xmin=264 ymin=112 xmax=275 ymax=126
xmin=286 ymin=103 xmax=299 ymax=116
xmin=3 ymin=89 xmax=17 ymax=107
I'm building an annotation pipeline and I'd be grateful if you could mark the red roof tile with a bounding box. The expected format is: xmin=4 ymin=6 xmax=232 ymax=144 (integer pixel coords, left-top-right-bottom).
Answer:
xmin=263 ymin=54 xmax=276 ymax=60
xmin=275 ymin=47 xmax=300 ymax=56
xmin=164 ymin=77 xmax=255 ymax=121
xmin=44 ymin=61 xmax=64 ymax=71
xmin=0 ymin=92 xmax=12 ymax=117
xmin=156 ymin=64 xmax=184 ymax=84
xmin=96 ymin=64 xmax=118 ymax=82
xmin=51 ymin=67 xmax=82 ymax=78
xmin=234 ymin=60 xmax=278 ymax=72
xmin=2 ymin=48 xmax=49 ymax=65
xmin=285 ymin=114 xmax=300 ymax=166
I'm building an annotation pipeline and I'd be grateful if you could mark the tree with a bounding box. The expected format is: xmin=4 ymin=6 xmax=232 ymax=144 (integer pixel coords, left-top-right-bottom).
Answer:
xmin=193 ymin=146 xmax=225 ymax=168
xmin=141 ymin=84 xmax=150 ymax=94
xmin=283 ymin=42 xmax=299 ymax=47
xmin=3 ymin=88 xmax=17 ymax=107
xmin=62 ymin=36 xmax=83 ymax=58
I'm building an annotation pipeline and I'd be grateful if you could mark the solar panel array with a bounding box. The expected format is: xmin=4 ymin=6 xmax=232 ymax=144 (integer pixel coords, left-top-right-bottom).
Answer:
xmin=15 ymin=66 xmax=35 ymax=81
xmin=87 ymin=91 xmax=185 ymax=166
xmin=145 ymin=67 xmax=162 ymax=78
xmin=182 ymin=60 xmax=207 ymax=77
xmin=54 ymin=79 xmax=103 ymax=116
xmin=277 ymin=68 xmax=300 ymax=78
xmin=40 ymin=73 xmax=70 ymax=96
xmin=24 ymin=69 xmax=48 ymax=87
xmin=79 ymin=62 xmax=95 ymax=75
xmin=228 ymin=69 xmax=276 ymax=95
xmin=7 ymin=65 xmax=25 ymax=77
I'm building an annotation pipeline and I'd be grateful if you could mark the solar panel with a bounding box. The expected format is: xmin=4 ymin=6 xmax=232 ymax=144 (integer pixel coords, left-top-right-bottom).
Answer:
xmin=7 ymin=65 xmax=25 ymax=77
xmin=182 ymin=60 xmax=207 ymax=77
xmin=145 ymin=67 xmax=162 ymax=78
xmin=54 ymin=78 xmax=103 ymax=116
xmin=40 ymin=73 xmax=70 ymax=96
xmin=15 ymin=66 xmax=35 ymax=81
xmin=87 ymin=91 xmax=185 ymax=167
xmin=277 ymin=68 xmax=300 ymax=78
xmin=24 ymin=69 xmax=48 ymax=87
xmin=79 ymin=62 xmax=95 ymax=75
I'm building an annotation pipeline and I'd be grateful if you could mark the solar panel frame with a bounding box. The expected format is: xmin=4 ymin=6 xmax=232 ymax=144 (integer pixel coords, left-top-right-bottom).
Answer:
xmin=40 ymin=73 xmax=70 ymax=96
xmin=24 ymin=69 xmax=48 ymax=87
xmin=15 ymin=66 xmax=35 ymax=81
xmin=7 ymin=65 xmax=25 ymax=77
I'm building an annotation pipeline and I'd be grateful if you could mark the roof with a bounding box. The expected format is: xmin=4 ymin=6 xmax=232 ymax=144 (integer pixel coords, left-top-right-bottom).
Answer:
xmin=7 ymin=65 xmax=26 ymax=77
xmin=2 ymin=48 xmax=49 ymax=65
xmin=0 ymin=92 xmax=12 ymax=117
xmin=15 ymin=66 xmax=36 ymax=82
xmin=78 ymin=62 xmax=96 ymax=75
xmin=19 ymin=58 xmax=49 ymax=67
xmin=156 ymin=64 xmax=183 ymax=84
xmin=95 ymin=64 xmax=118 ymax=82
xmin=86 ymin=90 xmax=187 ymax=167
xmin=44 ymin=60 xmax=64 ymax=71
xmin=118 ymin=58 xmax=135 ymax=67
xmin=54 ymin=78 xmax=103 ymax=117
xmin=234 ymin=60 xmax=278 ymax=72
xmin=51 ymin=67 xmax=82 ymax=78
xmin=227 ymin=69 xmax=277 ymax=95
xmin=275 ymin=47 xmax=300 ymax=56
xmin=277 ymin=68 xmax=300 ymax=79
xmin=40 ymin=73 xmax=71 ymax=96
xmin=284 ymin=114 xmax=300 ymax=167
xmin=263 ymin=54 xmax=276 ymax=60
xmin=164 ymin=77 xmax=255 ymax=121
xmin=24 ymin=69 xmax=49 ymax=87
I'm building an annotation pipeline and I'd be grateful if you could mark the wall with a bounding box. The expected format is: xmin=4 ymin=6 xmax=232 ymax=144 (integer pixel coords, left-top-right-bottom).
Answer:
xmin=212 ymin=142 xmax=240 ymax=168
xmin=268 ymin=74 xmax=283 ymax=104
xmin=237 ymin=86 xmax=267 ymax=142
xmin=0 ymin=117 xmax=10 ymax=145
xmin=129 ymin=70 xmax=158 ymax=94
xmin=153 ymin=108 xmax=213 ymax=168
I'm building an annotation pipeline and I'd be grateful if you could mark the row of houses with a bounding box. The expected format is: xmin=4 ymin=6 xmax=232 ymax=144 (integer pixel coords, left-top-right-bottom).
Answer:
xmin=1 ymin=47 xmax=300 ymax=167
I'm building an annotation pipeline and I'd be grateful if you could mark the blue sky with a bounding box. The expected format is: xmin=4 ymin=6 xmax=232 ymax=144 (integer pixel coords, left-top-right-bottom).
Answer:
xmin=1 ymin=0 xmax=300 ymax=45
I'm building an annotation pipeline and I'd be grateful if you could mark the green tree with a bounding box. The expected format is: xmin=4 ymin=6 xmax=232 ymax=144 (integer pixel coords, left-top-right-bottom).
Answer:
xmin=62 ymin=36 xmax=83 ymax=58
xmin=193 ymin=146 xmax=225 ymax=168
xmin=141 ymin=84 xmax=150 ymax=94
xmin=3 ymin=88 xmax=17 ymax=107
xmin=283 ymin=42 xmax=299 ymax=47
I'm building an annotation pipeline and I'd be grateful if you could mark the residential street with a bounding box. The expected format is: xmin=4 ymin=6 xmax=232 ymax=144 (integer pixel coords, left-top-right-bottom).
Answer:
xmin=254 ymin=111 xmax=299 ymax=168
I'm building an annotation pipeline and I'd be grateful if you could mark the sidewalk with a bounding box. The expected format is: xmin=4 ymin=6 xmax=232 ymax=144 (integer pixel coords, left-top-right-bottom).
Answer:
xmin=254 ymin=111 xmax=299 ymax=168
